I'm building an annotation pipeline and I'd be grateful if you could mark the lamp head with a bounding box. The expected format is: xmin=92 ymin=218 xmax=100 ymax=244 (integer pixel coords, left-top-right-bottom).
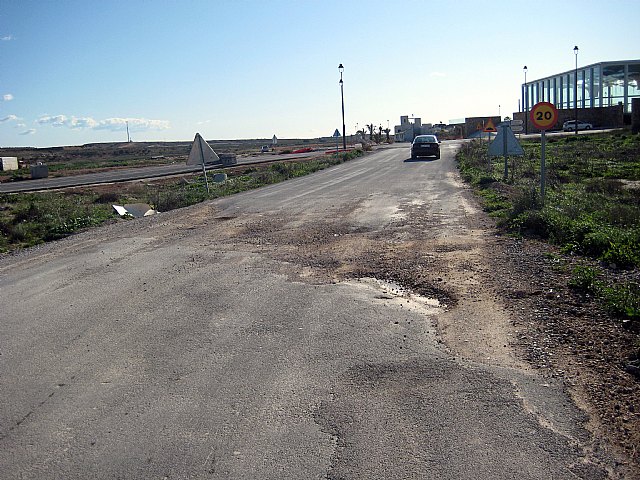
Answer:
xmin=574 ymin=45 xmax=579 ymax=54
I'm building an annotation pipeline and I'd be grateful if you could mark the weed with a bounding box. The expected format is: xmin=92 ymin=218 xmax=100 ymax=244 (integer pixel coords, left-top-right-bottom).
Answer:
xmin=569 ymin=265 xmax=600 ymax=293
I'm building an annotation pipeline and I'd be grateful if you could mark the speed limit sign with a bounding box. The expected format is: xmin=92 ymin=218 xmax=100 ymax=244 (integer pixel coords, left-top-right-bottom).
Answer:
xmin=530 ymin=102 xmax=558 ymax=130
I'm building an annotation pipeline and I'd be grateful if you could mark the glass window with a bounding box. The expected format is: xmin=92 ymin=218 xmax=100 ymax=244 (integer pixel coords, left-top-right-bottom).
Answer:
xmin=593 ymin=67 xmax=601 ymax=107
xmin=577 ymin=69 xmax=584 ymax=107
xmin=602 ymin=64 xmax=625 ymax=107
xmin=558 ymin=75 xmax=564 ymax=109
xmin=627 ymin=63 xmax=640 ymax=111
xmin=584 ymin=68 xmax=593 ymax=107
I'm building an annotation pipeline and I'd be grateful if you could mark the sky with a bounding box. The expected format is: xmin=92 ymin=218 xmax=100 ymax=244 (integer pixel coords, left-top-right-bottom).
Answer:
xmin=0 ymin=0 xmax=638 ymax=148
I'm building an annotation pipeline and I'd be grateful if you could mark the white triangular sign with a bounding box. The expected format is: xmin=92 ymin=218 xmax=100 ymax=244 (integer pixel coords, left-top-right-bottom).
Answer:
xmin=488 ymin=125 xmax=524 ymax=157
xmin=187 ymin=133 xmax=220 ymax=165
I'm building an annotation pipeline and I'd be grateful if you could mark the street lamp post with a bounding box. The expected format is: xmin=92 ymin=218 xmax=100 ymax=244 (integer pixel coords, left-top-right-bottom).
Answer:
xmin=338 ymin=64 xmax=346 ymax=150
xmin=574 ymin=46 xmax=579 ymax=135
xmin=523 ymin=66 xmax=528 ymax=134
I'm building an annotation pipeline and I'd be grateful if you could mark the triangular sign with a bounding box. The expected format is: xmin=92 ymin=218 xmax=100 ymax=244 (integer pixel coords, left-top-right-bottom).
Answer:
xmin=488 ymin=125 xmax=525 ymax=157
xmin=333 ymin=129 xmax=341 ymax=137
xmin=483 ymin=119 xmax=497 ymax=133
xmin=186 ymin=133 xmax=220 ymax=165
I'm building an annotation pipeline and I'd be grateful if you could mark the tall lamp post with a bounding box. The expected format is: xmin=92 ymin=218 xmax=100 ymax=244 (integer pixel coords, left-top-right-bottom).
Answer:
xmin=338 ymin=64 xmax=346 ymax=150
xmin=523 ymin=66 xmax=528 ymax=134
xmin=574 ymin=46 xmax=579 ymax=135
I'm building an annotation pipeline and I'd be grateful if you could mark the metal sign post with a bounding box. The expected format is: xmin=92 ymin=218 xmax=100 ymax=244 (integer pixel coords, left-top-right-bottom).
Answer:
xmin=488 ymin=125 xmax=524 ymax=181
xmin=529 ymin=102 xmax=559 ymax=204
xmin=200 ymin=147 xmax=210 ymax=194
xmin=187 ymin=133 xmax=220 ymax=194
xmin=333 ymin=129 xmax=341 ymax=153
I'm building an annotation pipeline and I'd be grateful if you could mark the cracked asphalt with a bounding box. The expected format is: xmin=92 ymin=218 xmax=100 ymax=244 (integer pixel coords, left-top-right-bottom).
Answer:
xmin=0 ymin=143 xmax=618 ymax=478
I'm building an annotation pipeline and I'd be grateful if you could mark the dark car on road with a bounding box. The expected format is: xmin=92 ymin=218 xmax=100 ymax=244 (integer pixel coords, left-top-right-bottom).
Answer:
xmin=410 ymin=135 xmax=440 ymax=160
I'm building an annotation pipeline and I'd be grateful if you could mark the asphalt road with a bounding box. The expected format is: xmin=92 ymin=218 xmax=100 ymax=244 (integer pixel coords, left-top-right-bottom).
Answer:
xmin=0 ymin=142 xmax=611 ymax=478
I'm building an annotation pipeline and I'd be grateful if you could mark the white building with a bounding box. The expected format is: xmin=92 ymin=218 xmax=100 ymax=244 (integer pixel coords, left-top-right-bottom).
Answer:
xmin=394 ymin=116 xmax=433 ymax=142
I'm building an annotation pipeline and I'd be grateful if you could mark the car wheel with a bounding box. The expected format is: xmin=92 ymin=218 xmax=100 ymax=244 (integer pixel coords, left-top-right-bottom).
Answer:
xmin=586 ymin=126 xmax=591 ymax=130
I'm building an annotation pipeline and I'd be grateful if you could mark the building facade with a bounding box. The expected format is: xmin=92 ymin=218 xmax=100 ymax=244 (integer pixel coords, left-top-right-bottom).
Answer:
xmin=394 ymin=116 xmax=433 ymax=142
xmin=522 ymin=59 xmax=640 ymax=117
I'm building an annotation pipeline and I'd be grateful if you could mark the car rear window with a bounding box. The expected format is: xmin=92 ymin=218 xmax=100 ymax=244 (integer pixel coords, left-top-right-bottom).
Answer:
xmin=415 ymin=136 xmax=437 ymax=143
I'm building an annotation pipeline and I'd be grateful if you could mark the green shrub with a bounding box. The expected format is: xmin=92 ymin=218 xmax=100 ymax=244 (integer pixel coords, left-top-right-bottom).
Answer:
xmin=584 ymin=178 xmax=623 ymax=194
xmin=568 ymin=265 xmax=600 ymax=293
xmin=510 ymin=210 xmax=550 ymax=237
xmin=602 ymin=240 xmax=640 ymax=268
xmin=600 ymin=282 xmax=640 ymax=319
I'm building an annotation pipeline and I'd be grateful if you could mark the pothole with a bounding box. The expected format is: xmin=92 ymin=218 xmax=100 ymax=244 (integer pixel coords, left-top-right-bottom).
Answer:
xmin=347 ymin=277 xmax=442 ymax=316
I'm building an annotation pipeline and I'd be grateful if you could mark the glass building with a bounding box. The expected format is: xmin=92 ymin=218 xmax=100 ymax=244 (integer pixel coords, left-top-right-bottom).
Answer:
xmin=522 ymin=60 xmax=640 ymax=114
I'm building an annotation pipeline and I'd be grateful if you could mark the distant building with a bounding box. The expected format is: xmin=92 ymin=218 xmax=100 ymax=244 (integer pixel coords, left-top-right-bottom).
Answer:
xmin=0 ymin=157 xmax=18 ymax=171
xmin=394 ymin=116 xmax=433 ymax=142
xmin=515 ymin=59 xmax=640 ymax=132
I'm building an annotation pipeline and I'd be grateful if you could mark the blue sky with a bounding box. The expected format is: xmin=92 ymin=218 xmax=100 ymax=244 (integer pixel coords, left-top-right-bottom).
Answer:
xmin=0 ymin=0 xmax=638 ymax=147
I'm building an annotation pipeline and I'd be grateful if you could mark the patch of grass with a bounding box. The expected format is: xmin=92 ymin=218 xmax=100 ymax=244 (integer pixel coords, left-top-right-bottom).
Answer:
xmin=458 ymin=131 xmax=640 ymax=318
xmin=0 ymin=192 xmax=115 ymax=251
xmin=477 ymin=188 xmax=510 ymax=217
xmin=569 ymin=265 xmax=640 ymax=320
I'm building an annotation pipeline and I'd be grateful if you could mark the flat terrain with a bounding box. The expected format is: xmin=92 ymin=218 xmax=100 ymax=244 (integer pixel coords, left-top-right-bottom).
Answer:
xmin=0 ymin=142 xmax=633 ymax=478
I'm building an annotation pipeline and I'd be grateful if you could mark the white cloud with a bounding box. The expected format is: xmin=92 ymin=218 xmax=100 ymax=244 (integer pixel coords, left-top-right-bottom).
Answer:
xmin=19 ymin=129 xmax=36 ymax=135
xmin=37 ymin=114 xmax=67 ymax=127
xmin=68 ymin=117 xmax=98 ymax=129
xmin=37 ymin=114 xmax=170 ymax=132
xmin=1 ymin=35 xmax=13 ymax=41
xmin=17 ymin=123 xmax=26 ymax=128
xmin=2 ymin=94 xmax=13 ymax=101
xmin=0 ymin=114 xmax=18 ymax=123
xmin=95 ymin=117 xmax=171 ymax=132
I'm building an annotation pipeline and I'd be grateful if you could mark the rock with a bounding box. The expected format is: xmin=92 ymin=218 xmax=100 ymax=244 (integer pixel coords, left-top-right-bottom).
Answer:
xmin=624 ymin=361 xmax=640 ymax=379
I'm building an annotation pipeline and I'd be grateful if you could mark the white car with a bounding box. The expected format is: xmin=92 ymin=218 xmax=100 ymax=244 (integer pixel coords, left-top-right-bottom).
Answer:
xmin=563 ymin=120 xmax=593 ymax=132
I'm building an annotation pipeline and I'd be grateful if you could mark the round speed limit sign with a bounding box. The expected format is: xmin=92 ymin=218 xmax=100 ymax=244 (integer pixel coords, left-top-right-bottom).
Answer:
xmin=530 ymin=102 xmax=558 ymax=130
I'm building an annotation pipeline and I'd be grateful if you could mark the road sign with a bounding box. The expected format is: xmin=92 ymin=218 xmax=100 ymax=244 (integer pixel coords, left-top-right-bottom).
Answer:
xmin=488 ymin=125 xmax=524 ymax=157
xmin=483 ymin=119 xmax=497 ymax=133
xmin=510 ymin=119 xmax=524 ymax=126
xmin=530 ymin=102 xmax=558 ymax=130
xmin=511 ymin=125 xmax=524 ymax=133
xmin=333 ymin=129 xmax=341 ymax=137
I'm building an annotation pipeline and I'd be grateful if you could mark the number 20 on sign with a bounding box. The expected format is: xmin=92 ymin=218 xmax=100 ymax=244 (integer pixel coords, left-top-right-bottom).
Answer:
xmin=529 ymin=101 xmax=559 ymax=204
xmin=530 ymin=102 xmax=558 ymax=130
